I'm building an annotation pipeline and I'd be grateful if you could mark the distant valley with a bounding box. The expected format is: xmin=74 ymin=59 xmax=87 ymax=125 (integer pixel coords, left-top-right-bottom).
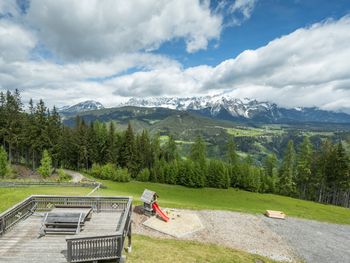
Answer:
xmin=59 ymin=96 xmax=350 ymax=162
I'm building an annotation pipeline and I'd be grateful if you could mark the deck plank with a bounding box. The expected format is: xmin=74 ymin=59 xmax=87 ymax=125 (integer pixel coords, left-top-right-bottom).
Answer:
xmin=0 ymin=211 xmax=122 ymax=262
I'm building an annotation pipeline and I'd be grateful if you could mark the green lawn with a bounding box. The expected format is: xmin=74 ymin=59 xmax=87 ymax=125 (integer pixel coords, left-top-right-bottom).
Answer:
xmin=96 ymin=180 xmax=350 ymax=225
xmin=1 ymin=180 xmax=350 ymax=225
xmin=128 ymin=235 xmax=276 ymax=263
xmin=0 ymin=187 xmax=89 ymax=213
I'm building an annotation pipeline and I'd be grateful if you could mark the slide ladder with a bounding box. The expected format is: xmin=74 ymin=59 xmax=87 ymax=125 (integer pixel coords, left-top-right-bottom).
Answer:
xmin=152 ymin=202 xmax=169 ymax=222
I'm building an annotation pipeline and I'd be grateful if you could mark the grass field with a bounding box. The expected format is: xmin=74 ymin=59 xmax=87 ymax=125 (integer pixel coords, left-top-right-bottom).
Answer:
xmin=0 ymin=187 xmax=89 ymax=213
xmin=1 ymin=180 xmax=350 ymax=225
xmin=0 ymin=185 xmax=278 ymax=263
xmin=97 ymin=180 xmax=350 ymax=225
xmin=128 ymin=235 xmax=276 ymax=263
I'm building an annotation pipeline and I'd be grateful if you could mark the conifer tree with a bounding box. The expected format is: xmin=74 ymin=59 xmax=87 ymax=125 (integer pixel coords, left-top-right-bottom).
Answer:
xmin=190 ymin=136 xmax=207 ymax=165
xmin=0 ymin=146 xmax=9 ymax=177
xmin=163 ymin=135 xmax=178 ymax=162
xmin=226 ymin=136 xmax=238 ymax=164
xmin=296 ymin=137 xmax=313 ymax=198
xmin=278 ymin=140 xmax=296 ymax=196
xmin=37 ymin=149 xmax=52 ymax=178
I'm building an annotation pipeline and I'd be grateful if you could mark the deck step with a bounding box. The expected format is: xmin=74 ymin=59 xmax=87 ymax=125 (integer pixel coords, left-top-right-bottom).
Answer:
xmin=44 ymin=228 xmax=78 ymax=233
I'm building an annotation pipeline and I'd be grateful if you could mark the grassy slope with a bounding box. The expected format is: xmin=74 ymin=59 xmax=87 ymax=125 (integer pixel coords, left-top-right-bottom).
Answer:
xmin=0 ymin=187 xmax=89 ymax=213
xmin=129 ymin=235 xmax=276 ymax=263
xmin=1 ymin=180 xmax=350 ymax=225
xmin=97 ymin=180 xmax=350 ymax=225
xmin=0 ymin=186 xmax=277 ymax=263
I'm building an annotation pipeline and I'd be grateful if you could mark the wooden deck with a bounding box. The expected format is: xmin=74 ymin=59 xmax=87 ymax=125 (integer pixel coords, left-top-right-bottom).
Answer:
xmin=0 ymin=211 xmax=122 ymax=262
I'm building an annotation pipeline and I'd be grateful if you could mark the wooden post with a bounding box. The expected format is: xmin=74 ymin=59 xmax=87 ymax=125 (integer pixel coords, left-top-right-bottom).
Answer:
xmin=67 ymin=239 xmax=72 ymax=262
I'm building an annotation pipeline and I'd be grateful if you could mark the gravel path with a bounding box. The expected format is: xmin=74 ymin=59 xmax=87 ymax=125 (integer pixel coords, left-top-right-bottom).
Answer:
xmin=133 ymin=207 xmax=350 ymax=263
xmin=262 ymin=216 xmax=350 ymax=263
xmin=63 ymin=169 xmax=85 ymax=183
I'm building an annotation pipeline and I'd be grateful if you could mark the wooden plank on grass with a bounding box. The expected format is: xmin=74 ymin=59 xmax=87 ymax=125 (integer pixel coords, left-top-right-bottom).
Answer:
xmin=265 ymin=210 xmax=286 ymax=219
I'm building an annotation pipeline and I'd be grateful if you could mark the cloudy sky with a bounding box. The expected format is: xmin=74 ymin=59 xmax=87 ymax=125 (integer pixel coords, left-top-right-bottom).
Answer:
xmin=0 ymin=0 xmax=350 ymax=111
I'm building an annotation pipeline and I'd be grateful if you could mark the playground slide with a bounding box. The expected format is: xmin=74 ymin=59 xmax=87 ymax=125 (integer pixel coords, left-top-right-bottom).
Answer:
xmin=152 ymin=202 xmax=170 ymax=222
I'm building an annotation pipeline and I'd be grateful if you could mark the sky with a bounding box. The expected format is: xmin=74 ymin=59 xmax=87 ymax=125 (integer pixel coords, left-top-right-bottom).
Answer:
xmin=0 ymin=0 xmax=350 ymax=112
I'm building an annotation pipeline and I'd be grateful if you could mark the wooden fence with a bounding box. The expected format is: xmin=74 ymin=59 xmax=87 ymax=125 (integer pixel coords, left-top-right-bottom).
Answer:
xmin=0 ymin=181 xmax=104 ymax=188
xmin=0 ymin=195 xmax=132 ymax=263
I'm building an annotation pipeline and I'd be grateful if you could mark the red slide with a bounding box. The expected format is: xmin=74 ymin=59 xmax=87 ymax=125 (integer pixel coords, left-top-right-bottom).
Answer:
xmin=152 ymin=202 xmax=170 ymax=222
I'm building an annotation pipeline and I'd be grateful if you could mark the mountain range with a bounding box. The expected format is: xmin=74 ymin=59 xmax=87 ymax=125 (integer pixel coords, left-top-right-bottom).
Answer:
xmin=59 ymin=95 xmax=350 ymax=124
xmin=58 ymin=100 xmax=104 ymax=114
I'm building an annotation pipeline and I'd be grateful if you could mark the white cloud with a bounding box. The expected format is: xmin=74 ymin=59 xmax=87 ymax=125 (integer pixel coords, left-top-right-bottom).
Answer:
xmin=229 ymin=0 xmax=257 ymax=19
xmin=0 ymin=20 xmax=36 ymax=62
xmin=0 ymin=52 xmax=180 ymax=106
xmin=205 ymin=16 xmax=350 ymax=110
xmin=25 ymin=0 xmax=222 ymax=60
xmin=1 ymin=1 xmax=349 ymax=113
xmin=104 ymin=16 xmax=350 ymax=111
xmin=216 ymin=0 xmax=258 ymax=26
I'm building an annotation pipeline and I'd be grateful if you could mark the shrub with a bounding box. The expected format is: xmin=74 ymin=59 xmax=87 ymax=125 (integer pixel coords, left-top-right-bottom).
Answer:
xmin=91 ymin=163 xmax=102 ymax=178
xmin=115 ymin=167 xmax=131 ymax=182
xmin=91 ymin=163 xmax=130 ymax=182
xmin=101 ymin=163 xmax=116 ymax=180
xmin=58 ymin=168 xmax=71 ymax=182
xmin=137 ymin=168 xmax=150 ymax=182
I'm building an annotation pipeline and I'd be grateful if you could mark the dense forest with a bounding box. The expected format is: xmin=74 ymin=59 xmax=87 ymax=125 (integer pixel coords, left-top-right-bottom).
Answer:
xmin=0 ymin=90 xmax=350 ymax=208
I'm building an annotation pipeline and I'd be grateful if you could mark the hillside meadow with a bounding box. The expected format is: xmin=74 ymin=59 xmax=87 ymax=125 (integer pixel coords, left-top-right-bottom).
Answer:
xmin=1 ymin=180 xmax=350 ymax=225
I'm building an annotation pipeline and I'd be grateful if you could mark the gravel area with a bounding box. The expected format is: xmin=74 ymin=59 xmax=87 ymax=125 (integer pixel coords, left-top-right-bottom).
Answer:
xmin=133 ymin=207 xmax=350 ymax=263
xmin=262 ymin=216 xmax=350 ymax=263
xmin=133 ymin=207 xmax=298 ymax=262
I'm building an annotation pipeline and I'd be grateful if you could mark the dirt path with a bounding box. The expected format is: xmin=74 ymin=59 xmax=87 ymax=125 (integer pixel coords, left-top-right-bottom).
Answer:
xmin=133 ymin=208 xmax=350 ymax=263
xmin=63 ymin=169 xmax=85 ymax=183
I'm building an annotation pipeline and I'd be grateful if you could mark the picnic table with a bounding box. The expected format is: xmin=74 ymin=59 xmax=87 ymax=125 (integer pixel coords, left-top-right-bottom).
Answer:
xmin=40 ymin=205 xmax=93 ymax=236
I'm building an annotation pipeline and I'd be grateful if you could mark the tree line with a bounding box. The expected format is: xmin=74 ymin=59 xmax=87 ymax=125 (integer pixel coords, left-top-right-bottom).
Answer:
xmin=0 ymin=90 xmax=349 ymax=208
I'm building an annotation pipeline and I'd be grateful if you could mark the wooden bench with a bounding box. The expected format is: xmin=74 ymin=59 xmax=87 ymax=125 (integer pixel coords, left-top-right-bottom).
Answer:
xmin=39 ymin=206 xmax=93 ymax=236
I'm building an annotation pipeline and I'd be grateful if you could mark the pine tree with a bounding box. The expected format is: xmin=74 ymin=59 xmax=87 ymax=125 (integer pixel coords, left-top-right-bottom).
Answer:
xmin=263 ymin=153 xmax=278 ymax=193
xmin=163 ymin=135 xmax=178 ymax=162
xmin=120 ymin=122 xmax=136 ymax=175
xmin=207 ymin=160 xmax=230 ymax=189
xmin=0 ymin=146 xmax=10 ymax=177
xmin=37 ymin=149 xmax=52 ymax=178
xmin=296 ymin=137 xmax=313 ymax=199
xmin=278 ymin=140 xmax=296 ymax=196
xmin=226 ymin=136 xmax=238 ymax=164
xmin=106 ymin=122 xmax=117 ymax=164
xmin=190 ymin=136 xmax=207 ymax=165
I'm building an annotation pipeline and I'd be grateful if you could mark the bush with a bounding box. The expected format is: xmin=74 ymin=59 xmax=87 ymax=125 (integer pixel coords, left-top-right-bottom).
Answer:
xmin=58 ymin=168 xmax=71 ymax=182
xmin=91 ymin=163 xmax=102 ymax=177
xmin=100 ymin=163 xmax=115 ymax=179
xmin=137 ymin=168 xmax=150 ymax=182
xmin=90 ymin=163 xmax=130 ymax=182
xmin=115 ymin=167 xmax=131 ymax=182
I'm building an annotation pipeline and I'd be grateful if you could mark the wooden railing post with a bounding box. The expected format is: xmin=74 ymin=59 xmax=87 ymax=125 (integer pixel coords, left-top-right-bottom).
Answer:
xmin=67 ymin=239 xmax=72 ymax=262
xmin=0 ymin=217 xmax=4 ymax=236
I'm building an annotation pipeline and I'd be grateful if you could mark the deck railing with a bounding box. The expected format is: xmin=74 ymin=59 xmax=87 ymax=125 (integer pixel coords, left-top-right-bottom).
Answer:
xmin=0 ymin=181 xmax=102 ymax=188
xmin=0 ymin=195 xmax=36 ymax=235
xmin=0 ymin=195 xmax=132 ymax=263
xmin=66 ymin=197 xmax=132 ymax=263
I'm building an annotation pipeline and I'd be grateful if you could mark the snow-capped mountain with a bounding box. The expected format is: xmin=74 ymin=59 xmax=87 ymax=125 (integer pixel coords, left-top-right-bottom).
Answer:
xmin=123 ymin=95 xmax=281 ymax=121
xmin=122 ymin=95 xmax=350 ymax=123
xmin=58 ymin=100 xmax=104 ymax=114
